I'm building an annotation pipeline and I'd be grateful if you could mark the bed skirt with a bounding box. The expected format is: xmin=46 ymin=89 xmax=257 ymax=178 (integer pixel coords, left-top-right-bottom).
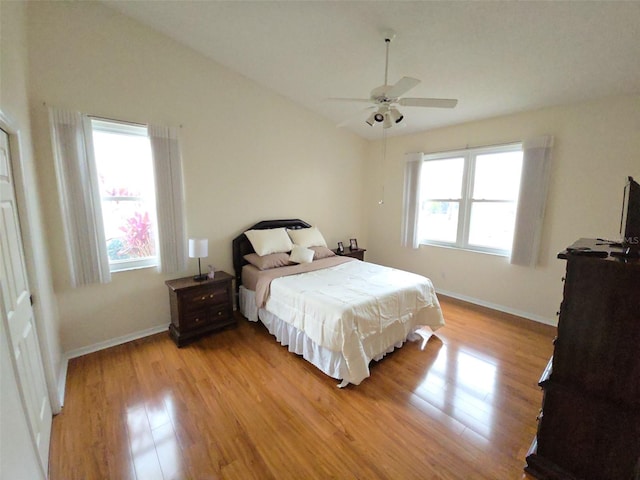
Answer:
xmin=239 ymin=286 xmax=423 ymax=387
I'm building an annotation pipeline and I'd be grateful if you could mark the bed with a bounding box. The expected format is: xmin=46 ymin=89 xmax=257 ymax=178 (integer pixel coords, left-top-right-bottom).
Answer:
xmin=232 ymin=219 xmax=445 ymax=387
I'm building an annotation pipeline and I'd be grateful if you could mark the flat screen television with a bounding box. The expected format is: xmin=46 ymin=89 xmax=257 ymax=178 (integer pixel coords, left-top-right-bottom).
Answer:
xmin=620 ymin=176 xmax=640 ymax=253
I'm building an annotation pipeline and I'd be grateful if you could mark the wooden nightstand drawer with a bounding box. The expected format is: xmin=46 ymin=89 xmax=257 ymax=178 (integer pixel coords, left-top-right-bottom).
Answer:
xmin=182 ymin=308 xmax=210 ymax=330
xmin=183 ymin=285 xmax=229 ymax=307
xmin=165 ymin=271 xmax=235 ymax=347
xmin=182 ymin=304 xmax=233 ymax=332
xmin=210 ymin=303 xmax=232 ymax=321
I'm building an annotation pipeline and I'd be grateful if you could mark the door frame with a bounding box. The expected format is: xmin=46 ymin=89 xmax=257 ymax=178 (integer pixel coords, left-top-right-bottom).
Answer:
xmin=0 ymin=109 xmax=61 ymax=415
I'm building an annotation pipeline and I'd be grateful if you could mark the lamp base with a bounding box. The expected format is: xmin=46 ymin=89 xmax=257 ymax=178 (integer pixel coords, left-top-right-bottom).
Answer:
xmin=193 ymin=274 xmax=208 ymax=282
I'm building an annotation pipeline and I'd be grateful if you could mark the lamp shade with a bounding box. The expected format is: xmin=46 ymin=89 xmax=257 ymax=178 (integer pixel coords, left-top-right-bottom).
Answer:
xmin=188 ymin=238 xmax=208 ymax=258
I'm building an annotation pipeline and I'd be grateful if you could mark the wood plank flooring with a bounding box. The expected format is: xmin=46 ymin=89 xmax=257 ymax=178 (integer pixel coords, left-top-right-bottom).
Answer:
xmin=49 ymin=296 xmax=555 ymax=479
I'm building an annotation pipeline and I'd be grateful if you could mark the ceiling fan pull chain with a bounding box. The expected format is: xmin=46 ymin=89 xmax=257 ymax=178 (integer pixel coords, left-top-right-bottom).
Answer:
xmin=379 ymin=128 xmax=387 ymax=205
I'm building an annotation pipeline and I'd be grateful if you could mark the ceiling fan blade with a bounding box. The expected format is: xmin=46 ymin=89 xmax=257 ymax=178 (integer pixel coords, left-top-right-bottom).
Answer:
xmin=399 ymin=98 xmax=458 ymax=108
xmin=327 ymin=97 xmax=372 ymax=103
xmin=386 ymin=77 xmax=420 ymax=99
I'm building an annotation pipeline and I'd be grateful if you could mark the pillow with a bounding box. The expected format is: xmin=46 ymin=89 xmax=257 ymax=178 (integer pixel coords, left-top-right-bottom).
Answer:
xmin=287 ymin=226 xmax=327 ymax=248
xmin=244 ymin=252 xmax=291 ymax=271
xmin=245 ymin=228 xmax=293 ymax=256
xmin=289 ymin=244 xmax=314 ymax=264
xmin=310 ymin=246 xmax=336 ymax=260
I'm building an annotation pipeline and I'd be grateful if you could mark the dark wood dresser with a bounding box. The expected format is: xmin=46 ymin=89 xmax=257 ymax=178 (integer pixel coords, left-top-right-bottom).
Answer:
xmin=525 ymin=238 xmax=640 ymax=480
xmin=165 ymin=271 xmax=235 ymax=347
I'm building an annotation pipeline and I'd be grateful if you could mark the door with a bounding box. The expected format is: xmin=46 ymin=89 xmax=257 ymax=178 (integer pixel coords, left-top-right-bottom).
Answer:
xmin=0 ymin=128 xmax=52 ymax=470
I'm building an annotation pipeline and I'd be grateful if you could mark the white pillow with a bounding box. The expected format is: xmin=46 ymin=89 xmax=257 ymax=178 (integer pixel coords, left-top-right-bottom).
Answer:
xmin=287 ymin=226 xmax=327 ymax=248
xmin=289 ymin=244 xmax=314 ymax=264
xmin=244 ymin=228 xmax=293 ymax=256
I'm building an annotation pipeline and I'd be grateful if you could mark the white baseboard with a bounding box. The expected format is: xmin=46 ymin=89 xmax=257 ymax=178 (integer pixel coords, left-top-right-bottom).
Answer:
xmin=56 ymin=323 xmax=169 ymax=407
xmin=435 ymin=288 xmax=557 ymax=327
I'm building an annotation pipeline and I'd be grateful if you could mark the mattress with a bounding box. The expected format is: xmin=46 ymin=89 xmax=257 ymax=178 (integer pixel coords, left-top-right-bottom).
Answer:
xmin=240 ymin=260 xmax=444 ymax=386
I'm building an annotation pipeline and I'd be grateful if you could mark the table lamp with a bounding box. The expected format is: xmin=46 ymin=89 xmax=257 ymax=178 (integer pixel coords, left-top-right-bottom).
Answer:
xmin=188 ymin=238 xmax=208 ymax=281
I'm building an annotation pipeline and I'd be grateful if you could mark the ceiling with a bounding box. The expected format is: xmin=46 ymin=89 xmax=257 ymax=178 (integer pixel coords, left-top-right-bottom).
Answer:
xmin=103 ymin=1 xmax=640 ymax=141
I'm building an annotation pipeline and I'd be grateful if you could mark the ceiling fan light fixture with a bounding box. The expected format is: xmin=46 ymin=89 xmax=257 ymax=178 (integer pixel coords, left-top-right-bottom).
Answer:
xmin=365 ymin=112 xmax=377 ymax=126
xmin=389 ymin=107 xmax=404 ymax=124
xmin=382 ymin=113 xmax=393 ymax=129
xmin=373 ymin=112 xmax=385 ymax=123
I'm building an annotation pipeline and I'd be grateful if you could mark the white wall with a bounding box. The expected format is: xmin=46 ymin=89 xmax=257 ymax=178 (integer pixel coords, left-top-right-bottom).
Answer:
xmin=26 ymin=1 xmax=367 ymax=353
xmin=0 ymin=1 xmax=58 ymax=477
xmin=364 ymin=95 xmax=640 ymax=324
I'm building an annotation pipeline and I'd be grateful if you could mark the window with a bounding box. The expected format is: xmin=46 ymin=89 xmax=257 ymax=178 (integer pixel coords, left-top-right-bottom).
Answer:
xmin=89 ymin=119 xmax=158 ymax=272
xmin=49 ymin=107 xmax=186 ymax=286
xmin=419 ymin=144 xmax=523 ymax=255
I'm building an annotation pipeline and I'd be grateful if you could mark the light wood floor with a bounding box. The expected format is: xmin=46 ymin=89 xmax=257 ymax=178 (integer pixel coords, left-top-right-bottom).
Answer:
xmin=50 ymin=296 xmax=555 ymax=480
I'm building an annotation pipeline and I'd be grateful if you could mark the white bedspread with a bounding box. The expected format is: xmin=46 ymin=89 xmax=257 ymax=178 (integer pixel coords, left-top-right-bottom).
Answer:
xmin=265 ymin=260 xmax=445 ymax=385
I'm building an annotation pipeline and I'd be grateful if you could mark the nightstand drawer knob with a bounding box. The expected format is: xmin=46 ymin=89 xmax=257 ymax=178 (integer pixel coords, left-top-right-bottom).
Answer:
xmin=210 ymin=294 xmax=214 ymax=298
xmin=217 ymin=311 xmax=223 ymax=316
xmin=201 ymin=296 xmax=206 ymax=300
xmin=195 ymin=318 xmax=201 ymax=323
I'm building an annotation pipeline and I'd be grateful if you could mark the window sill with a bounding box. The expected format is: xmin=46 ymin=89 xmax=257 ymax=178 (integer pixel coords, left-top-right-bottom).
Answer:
xmin=420 ymin=242 xmax=510 ymax=258
xmin=110 ymin=263 xmax=158 ymax=274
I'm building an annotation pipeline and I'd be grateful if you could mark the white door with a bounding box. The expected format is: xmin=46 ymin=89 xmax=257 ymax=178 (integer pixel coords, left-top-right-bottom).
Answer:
xmin=0 ymin=128 xmax=52 ymax=470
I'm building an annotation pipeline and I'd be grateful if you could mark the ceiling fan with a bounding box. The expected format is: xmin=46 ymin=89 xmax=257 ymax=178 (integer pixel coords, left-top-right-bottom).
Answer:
xmin=331 ymin=30 xmax=458 ymax=129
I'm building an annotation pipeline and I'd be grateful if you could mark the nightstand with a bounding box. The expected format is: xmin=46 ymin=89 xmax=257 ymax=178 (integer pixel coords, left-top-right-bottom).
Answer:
xmin=332 ymin=247 xmax=366 ymax=261
xmin=165 ymin=271 xmax=235 ymax=347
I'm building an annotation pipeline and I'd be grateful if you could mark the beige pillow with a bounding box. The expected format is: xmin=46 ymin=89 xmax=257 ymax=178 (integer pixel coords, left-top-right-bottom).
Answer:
xmin=244 ymin=253 xmax=291 ymax=270
xmin=310 ymin=246 xmax=336 ymax=260
xmin=245 ymin=228 xmax=293 ymax=256
xmin=287 ymin=226 xmax=327 ymax=248
xmin=289 ymin=244 xmax=314 ymax=264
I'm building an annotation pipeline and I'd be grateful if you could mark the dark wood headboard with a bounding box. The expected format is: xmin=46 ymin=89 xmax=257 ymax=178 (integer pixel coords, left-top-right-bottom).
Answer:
xmin=232 ymin=219 xmax=311 ymax=294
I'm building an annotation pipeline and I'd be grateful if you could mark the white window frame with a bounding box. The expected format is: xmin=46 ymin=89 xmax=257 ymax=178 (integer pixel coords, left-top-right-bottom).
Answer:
xmin=87 ymin=118 xmax=158 ymax=273
xmin=420 ymin=143 xmax=523 ymax=256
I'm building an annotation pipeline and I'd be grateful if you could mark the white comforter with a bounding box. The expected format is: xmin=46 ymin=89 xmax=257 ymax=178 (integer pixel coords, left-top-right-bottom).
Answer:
xmin=265 ymin=260 xmax=445 ymax=385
